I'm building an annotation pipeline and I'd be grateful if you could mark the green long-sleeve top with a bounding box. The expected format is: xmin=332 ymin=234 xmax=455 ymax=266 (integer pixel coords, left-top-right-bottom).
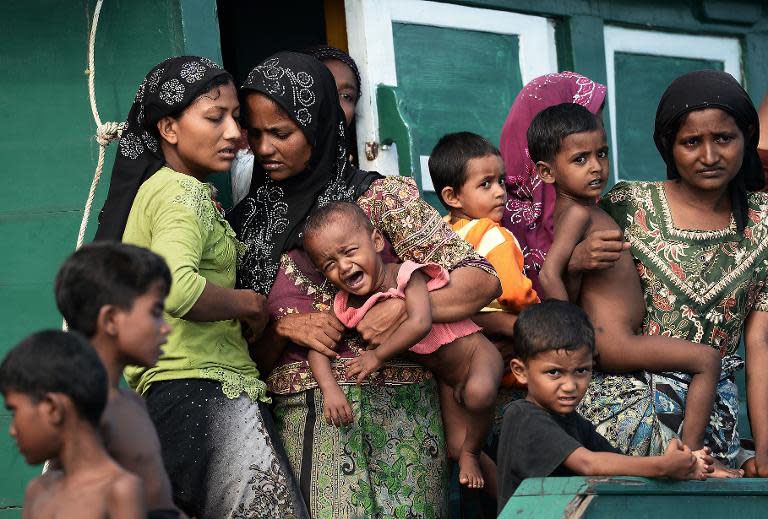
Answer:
xmin=122 ymin=167 xmax=268 ymax=402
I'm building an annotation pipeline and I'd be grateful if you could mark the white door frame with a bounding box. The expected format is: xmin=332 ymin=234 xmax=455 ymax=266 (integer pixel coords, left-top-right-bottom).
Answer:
xmin=603 ymin=26 xmax=742 ymax=184
xmin=345 ymin=0 xmax=557 ymax=174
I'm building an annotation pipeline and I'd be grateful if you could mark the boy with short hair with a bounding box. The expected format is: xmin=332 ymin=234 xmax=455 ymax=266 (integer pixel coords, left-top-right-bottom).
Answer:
xmin=55 ymin=242 xmax=179 ymax=518
xmin=429 ymin=132 xmax=539 ymax=384
xmin=1 ymin=330 xmax=146 ymax=518
xmin=532 ymin=103 xmax=721 ymax=456
xmin=497 ymin=301 xmax=713 ymax=512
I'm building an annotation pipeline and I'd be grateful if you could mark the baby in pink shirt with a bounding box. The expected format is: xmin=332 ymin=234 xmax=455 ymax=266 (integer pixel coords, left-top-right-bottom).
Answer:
xmin=303 ymin=201 xmax=503 ymax=491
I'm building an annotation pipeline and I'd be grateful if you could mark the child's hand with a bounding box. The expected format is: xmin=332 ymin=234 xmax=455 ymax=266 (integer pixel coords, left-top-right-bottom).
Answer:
xmin=322 ymin=386 xmax=353 ymax=427
xmin=345 ymin=349 xmax=384 ymax=384
xmin=661 ymin=439 xmax=701 ymax=480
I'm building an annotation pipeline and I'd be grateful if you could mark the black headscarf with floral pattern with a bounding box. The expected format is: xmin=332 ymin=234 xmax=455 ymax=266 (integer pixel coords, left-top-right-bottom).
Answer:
xmin=227 ymin=52 xmax=381 ymax=294
xmin=94 ymin=56 xmax=232 ymax=241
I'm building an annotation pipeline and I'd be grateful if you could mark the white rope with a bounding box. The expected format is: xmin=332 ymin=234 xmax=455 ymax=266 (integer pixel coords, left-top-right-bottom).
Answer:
xmin=76 ymin=0 xmax=125 ymax=251
xmin=62 ymin=0 xmax=125 ymax=334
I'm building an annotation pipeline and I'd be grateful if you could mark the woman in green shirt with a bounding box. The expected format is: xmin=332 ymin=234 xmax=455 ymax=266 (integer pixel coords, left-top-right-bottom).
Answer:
xmin=95 ymin=57 xmax=309 ymax=518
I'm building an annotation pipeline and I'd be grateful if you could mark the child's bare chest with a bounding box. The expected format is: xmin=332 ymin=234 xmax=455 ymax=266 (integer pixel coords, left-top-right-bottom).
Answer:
xmin=27 ymin=480 xmax=112 ymax=519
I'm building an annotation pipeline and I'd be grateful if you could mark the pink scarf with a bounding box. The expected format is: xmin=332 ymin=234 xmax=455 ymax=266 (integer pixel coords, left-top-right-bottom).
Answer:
xmin=499 ymin=72 xmax=606 ymax=294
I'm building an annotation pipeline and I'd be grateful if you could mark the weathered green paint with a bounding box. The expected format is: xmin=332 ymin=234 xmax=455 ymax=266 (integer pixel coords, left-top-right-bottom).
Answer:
xmin=454 ymin=0 xmax=768 ymax=99
xmin=502 ymin=477 xmax=768 ymax=518
xmin=377 ymin=84 xmax=417 ymax=177
xmin=388 ymin=21 xmax=522 ymax=209
xmin=614 ymin=53 xmax=723 ymax=182
xmin=0 ymin=0 xmax=221 ymax=509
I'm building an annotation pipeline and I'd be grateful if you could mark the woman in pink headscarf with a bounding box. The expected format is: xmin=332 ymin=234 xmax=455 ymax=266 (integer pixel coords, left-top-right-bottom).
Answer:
xmin=499 ymin=72 xmax=606 ymax=294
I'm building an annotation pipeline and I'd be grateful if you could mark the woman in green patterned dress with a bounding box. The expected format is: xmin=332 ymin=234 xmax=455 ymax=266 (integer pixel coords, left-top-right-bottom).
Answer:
xmin=575 ymin=70 xmax=768 ymax=475
xmin=227 ymin=52 xmax=501 ymax=518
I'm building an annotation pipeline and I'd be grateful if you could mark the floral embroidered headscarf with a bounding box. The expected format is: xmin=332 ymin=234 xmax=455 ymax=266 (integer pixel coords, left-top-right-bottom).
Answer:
xmin=95 ymin=56 xmax=232 ymax=241
xmin=227 ymin=52 xmax=381 ymax=294
xmin=499 ymin=72 xmax=606 ymax=293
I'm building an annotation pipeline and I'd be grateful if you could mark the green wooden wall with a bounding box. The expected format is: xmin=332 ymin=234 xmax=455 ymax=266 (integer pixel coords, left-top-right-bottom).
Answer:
xmin=614 ymin=54 xmax=724 ymax=182
xmin=0 ymin=0 xmax=222 ymax=512
xmin=392 ymin=22 xmax=523 ymax=209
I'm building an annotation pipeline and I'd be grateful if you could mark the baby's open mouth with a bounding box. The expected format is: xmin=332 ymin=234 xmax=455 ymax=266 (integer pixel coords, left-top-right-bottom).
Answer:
xmin=344 ymin=271 xmax=364 ymax=289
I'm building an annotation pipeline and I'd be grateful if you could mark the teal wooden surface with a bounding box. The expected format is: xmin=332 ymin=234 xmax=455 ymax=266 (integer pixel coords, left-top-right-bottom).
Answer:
xmin=501 ymin=477 xmax=768 ymax=518
xmin=0 ymin=416 xmax=40 ymax=508
xmin=614 ymin=53 xmax=724 ymax=183
xmin=390 ymin=21 xmax=523 ymax=210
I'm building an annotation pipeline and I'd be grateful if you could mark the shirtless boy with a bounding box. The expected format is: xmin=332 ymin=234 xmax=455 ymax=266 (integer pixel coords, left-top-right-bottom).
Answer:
xmin=55 ymin=243 xmax=179 ymax=518
xmin=1 ymin=330 xmax=145 ymax=518
xmin=534 ymin=103 xmax=721 ymax=454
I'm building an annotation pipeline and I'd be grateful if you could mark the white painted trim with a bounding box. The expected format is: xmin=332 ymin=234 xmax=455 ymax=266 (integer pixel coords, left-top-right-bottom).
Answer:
xmin=345 ymin=0 xmax=556 ymax=173
xmin=603 ymin=26 xmax=742 ymax=183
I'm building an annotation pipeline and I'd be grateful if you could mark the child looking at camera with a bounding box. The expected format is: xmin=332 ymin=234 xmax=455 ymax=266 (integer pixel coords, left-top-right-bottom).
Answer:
xmin=533 ymin=103 xmax=721 ymax=454
xmin=497 ymin=301 xmax=713 ymax=512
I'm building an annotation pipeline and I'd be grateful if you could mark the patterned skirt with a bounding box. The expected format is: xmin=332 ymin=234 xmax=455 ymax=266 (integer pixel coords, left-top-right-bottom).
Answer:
xmin=272 ymin=379 xmax=448 ymax=519
xmin=579 ymin=355 xmax=749 ymax=467
xmin=146 ymin=379 xmax=309 ymax=518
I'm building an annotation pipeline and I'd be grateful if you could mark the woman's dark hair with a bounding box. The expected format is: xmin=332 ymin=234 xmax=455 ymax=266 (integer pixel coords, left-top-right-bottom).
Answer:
xmin=527 ymin=103 xmax=600 ymax=164
xmin=654 ymin=70 xmax=764 ymax=233
xmin=428 ymin=132 xmax=501 ymax=209
xmin=0 ymin=330 xmax=108 ymax=427
xmin=55 ymin=242 xmax=171 ymax=338
xmin=513 ymin=300 xmax=595 ymax=362
xmin=303 ymin=201 xmax=373 ymax=244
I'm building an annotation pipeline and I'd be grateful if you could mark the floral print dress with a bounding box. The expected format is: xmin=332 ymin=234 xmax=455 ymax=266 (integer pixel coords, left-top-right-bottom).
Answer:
xmin=579 ymin=181 xmax=768 ymax=466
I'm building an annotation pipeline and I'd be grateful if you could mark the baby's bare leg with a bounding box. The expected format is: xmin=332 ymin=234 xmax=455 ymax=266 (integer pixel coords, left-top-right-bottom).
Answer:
xmin=422 ymin=333 xmax=503 ymax=491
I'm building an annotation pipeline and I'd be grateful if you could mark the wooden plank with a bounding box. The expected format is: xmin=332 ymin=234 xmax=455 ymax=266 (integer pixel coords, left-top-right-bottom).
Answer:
xmin=585 ymin=495 xmax=768 ymax=518
xmin=514 ymin=476 xmax=768 ymax=496
xmin=500 ymin=494 xmax=584 ymax=519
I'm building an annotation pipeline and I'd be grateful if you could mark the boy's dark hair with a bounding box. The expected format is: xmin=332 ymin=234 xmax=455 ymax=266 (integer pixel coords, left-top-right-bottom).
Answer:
xmin=55 ymin=242 xmax=171 ymax=338
xmin=0 ymin=330 xmax=108 ymax=426
xmin=513 ymin=300 xmax=595 ymax=362
xmin=428 ymin=132 xmax=501 ymax=209
xmin=303 ymin=201 xmax=373 ymax=244
xmin=527 ymin=103 xmax=599 ymax=163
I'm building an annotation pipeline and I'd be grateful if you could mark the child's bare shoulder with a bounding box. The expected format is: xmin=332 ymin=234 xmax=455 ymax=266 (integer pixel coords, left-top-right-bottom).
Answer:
xmin=587 ymin=205 xmax=621 ymax=233
xmin=107 ymin=469 xmax=145 ymax=515
xmin=24 ymin=471 xmax=60 ymax=504
xmin=553 ymin=203 xmax=593 ymax=239
xmin=102 ymin=390 xmax=163 ymax=471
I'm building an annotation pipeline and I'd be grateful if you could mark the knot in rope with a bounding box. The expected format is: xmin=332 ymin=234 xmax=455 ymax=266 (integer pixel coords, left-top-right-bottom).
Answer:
xmin=96 ymin=121 xmax=126 ymax=146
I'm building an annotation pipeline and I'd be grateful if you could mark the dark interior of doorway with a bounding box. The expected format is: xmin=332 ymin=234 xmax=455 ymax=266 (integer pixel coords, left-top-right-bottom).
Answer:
xmin=217 ymin=1 xmax=328 ymax=87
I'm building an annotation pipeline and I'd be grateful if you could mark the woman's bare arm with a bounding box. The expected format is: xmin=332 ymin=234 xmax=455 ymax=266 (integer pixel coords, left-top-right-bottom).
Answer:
xmin=428 ymin=266 xmax=501 ymax=323
xmin=744 ymin=310 xmax=768 ymax=476
xmin=758 ymin=92 xmax=768 ymax=150
xmin=184 ymin=282 xmax=268 ymax=335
